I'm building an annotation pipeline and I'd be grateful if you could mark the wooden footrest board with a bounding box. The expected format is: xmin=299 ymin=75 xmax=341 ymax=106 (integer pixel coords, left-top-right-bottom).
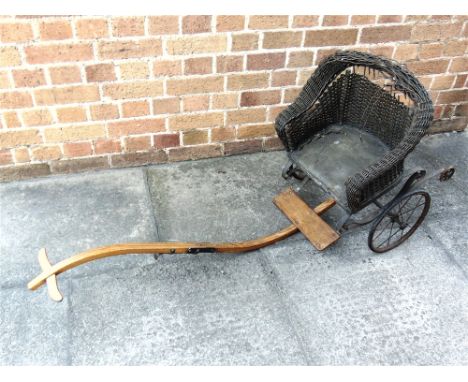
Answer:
xmin=274 ymin=188 xmax=340 ymax=250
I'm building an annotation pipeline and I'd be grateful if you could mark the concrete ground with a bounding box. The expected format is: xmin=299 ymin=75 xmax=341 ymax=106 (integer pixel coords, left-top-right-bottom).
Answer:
xmin=0 ymin=131 xmax=467 ymax=365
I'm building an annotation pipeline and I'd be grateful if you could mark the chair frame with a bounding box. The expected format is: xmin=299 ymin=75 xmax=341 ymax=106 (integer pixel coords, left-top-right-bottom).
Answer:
xmin=276 ymin=50 xmax=455 ymax=252
xmin=276 ymin=50 xmax=434 ymax=213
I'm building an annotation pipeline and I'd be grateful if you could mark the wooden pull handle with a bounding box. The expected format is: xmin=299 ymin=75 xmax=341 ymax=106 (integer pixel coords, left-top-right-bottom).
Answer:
xmin=28 ymin=196 xmax=336 ymax=302
xmin=37 ymin=248 xmax=63 ymax=302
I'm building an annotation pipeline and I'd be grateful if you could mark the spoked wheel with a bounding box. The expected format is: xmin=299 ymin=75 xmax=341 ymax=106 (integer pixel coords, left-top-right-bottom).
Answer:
xmin=368 ymin=190 xmax=431 ymax=253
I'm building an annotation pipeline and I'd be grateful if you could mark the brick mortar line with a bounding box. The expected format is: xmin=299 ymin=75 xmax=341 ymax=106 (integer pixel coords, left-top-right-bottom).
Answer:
xmin=1 ymin=133 xmax=279 ymax=165
xmin=4 ymin=14 xmax=460 ymax=24
xmin=7 ymin=23 xmax=367 ymax=46
xmin=0 ymin=95 xmax=302 ymax=117
xmin=2 ymin=21 xmax=463 ymax=50
xmin=1 ymin=117 xmax=282 ymax=139
xmin=2 ymin=85 xmax=467 ymax=112
xmin=2 ymin=115 xmax=465 ymax=165
xmin=2 ymin=140 xmax=274 ymax=169
xmin=0 ymin=83 xmax=308 ymax=105
xmin=2 ymin=80 xmax=464 ymax=108
xmin=3 ymin=59 xmax=466 ymax=92
xmin=69 ymin=15 xmax=78 ymax=40
xmin=176 ymin=15 xmax=182 ymax=35
xmin=2 ymin=104 xmax=467 ymax=136
xmin=1 ymin=46 xmax=468 ymax=70
xmin=2 ymin=46 xmax=466 ymax=74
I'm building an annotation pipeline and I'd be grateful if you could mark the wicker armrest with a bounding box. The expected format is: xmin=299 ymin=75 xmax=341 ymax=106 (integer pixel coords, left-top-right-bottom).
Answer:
xmin=275 ymin=59 xmax=347 ymax=151
xmin=345 ymin=106 xmax=433 ymax=211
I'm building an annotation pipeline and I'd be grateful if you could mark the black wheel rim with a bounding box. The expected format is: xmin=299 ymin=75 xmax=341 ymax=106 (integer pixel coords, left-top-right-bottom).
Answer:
xmin=368 ymin=191 xmax=430 ymax=253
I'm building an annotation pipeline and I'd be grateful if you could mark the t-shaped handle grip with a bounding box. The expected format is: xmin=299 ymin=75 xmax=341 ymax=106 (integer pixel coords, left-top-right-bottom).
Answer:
xmin=37 ymin=248 xmax=63 ymax=302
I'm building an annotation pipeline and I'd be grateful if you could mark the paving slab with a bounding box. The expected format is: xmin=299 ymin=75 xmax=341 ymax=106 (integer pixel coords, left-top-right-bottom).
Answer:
xmin=416 ymin=131 xmax=467 ymax=191
xmin=260 ymin=230 xmax=468 ymax=365
xmin=0 ymin=168 xmax=158 ymax=288
xmin=256 ymin=132 xmax=468 ymax=365
xmin=406 ymin=132 xmax=468 ymax=216
xmin=146 ymin=151 xmax=295 ymax=243
xmin=0 ymin=281 xmax=71 ymax=365
xmin=69 ymin=254 xmax=307 ymax=365
xmin=408 ymin=132 xmax=468 ymax=274
xmin=423 ymin=208 xmax=468 ymax=275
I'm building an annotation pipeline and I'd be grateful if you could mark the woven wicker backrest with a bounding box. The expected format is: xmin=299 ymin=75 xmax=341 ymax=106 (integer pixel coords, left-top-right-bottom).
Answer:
xmin=291 ymin=71 xmax=414 ymax=150
xmin=275 ymin=50 xmax=434 ymax=212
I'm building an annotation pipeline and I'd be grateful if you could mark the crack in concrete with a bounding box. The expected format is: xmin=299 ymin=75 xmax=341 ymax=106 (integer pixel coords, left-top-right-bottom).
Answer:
xmin=258 ymin=250 xmax=314 ymax=365
xmin=423 ymin=225 xmax=468 ymax=282
xmin=142 ymin=167 xmax=161 ymax=243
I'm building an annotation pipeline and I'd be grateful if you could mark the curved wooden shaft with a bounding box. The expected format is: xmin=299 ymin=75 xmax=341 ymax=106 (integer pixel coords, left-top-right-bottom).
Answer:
xmin=27 ymin=198 xmax=336 ymax=299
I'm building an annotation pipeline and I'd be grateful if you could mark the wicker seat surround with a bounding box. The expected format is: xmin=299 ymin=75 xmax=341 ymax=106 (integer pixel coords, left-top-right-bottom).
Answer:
xmin=275 ymin=51 xmax=433 ymax=212
xmin=290 ymin=124 xmax=391 ymax=206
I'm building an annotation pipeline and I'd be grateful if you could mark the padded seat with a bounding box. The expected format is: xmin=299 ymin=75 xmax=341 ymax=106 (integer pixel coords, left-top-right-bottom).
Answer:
xmin=291 ymin=124 xmax=390 ymax=204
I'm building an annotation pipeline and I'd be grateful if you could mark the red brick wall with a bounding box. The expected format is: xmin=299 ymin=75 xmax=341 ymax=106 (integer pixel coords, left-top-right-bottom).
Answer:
xmin=0 ymin=15 xmax=467 ymax=181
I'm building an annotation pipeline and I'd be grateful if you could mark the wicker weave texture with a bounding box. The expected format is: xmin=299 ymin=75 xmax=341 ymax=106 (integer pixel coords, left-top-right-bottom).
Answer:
xmin=275 ymin=50 xmax=433 ymax=212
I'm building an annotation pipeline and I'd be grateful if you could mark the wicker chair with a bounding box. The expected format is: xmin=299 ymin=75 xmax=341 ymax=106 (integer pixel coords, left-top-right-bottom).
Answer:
xmin=275 ymin=50 xmax=434 ymax=213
